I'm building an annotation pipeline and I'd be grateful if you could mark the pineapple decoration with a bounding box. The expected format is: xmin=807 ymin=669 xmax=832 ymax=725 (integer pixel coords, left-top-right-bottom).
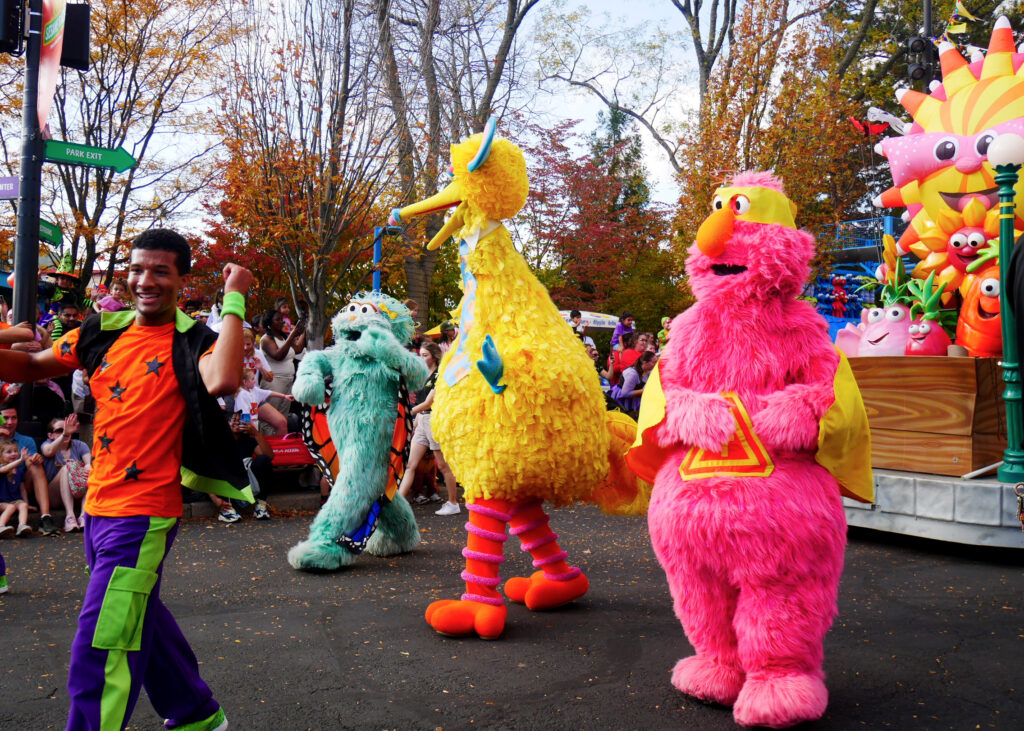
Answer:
xmin=873 ymin=16 xmax=1024 ymax=301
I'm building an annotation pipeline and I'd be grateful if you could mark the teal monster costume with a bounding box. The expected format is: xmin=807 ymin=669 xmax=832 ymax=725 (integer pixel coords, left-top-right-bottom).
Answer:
xmin=287 ymin=293 xmax=429 ymax=571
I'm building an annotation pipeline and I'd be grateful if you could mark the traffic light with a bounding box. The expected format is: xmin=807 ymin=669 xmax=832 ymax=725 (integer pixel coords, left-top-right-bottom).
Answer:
xmin=60 ymin=3 xmax=90 ymax=71
xmin=0 ymin=0 xmax=25 ymax=56
xmin=907 ymin=36 xmax=939 ymax=85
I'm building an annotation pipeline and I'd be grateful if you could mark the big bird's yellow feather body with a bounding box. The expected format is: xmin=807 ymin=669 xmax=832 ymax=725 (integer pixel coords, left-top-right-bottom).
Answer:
xmin=432 ymin=221 xmax=609 ymax=504
xmin=390 ymin=122 xmax=635 ymax=639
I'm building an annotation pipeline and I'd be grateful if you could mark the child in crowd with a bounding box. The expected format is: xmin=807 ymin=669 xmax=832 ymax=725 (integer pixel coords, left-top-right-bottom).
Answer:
xmin=220 ymin=368 xmax=292 ymax=436
xmin=610 ymin=311 xmax=635 ymax=350
xmin=93 ymin=278 xmax=130 ymax=312
xmin=0 ymin=441 xmax=31 ymax=537
xmin=211 ymin=413 xmax=274 ymax=523
xmin=242 ymin=327 xmax=274 ymax=385
xmin=41 ymin=415 xmax=91 ymax=533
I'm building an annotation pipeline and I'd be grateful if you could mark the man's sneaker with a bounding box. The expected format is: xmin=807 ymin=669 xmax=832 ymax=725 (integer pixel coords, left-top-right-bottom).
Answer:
xmin=413 ymin=494 xmax=429 ymax=505
xmin=253 ymin=500 xmax=270 ymax=520
xmin=435 ymin=501 xmax=460 ymax=516
xmin=64 ymin=515 xmax=78 ymax=533
xmin=429 ymin=493 xmax=444 ymax=502
xmin=39 ymin=514 xmax=58 ymax=536
xmin=0 ymin=575 xmax=8 ymax=594
xmin=165 ymin=706 xmax=228 ymax=731
xmin=218 ymin=507 xmax=241 ymax=524
xmin=0 ymin=525 xmax=12 ymax=538
xmin=16 ymin=523 xmax=32 ymax=537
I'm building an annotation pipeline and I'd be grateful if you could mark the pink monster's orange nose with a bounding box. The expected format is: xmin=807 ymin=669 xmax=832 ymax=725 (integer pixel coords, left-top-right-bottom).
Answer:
xmin=696 ymin=205 xmax=735 ymax=258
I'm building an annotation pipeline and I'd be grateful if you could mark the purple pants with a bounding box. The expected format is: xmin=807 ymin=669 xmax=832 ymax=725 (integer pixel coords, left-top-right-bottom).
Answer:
xmin=66 ymin=515 xmax=220 ymax=731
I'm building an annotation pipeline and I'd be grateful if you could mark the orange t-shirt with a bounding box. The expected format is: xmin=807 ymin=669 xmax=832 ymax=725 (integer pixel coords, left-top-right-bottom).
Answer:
xmin=53 ymin=321 xmax=213 ymax=517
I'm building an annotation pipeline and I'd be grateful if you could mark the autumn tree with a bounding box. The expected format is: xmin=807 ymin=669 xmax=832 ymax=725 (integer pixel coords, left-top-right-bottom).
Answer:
xmin=374 ymin=0 xmax=540 ymax=324
xmin=537 ymin=1 xmax=846 ymax=175
xmin=0 ymin=0 xmax=238 ymax=292
xmin=511 ymin=119 xmax=688 ymax=330
xmin=213 ymin=0 xmax=399 ymax=349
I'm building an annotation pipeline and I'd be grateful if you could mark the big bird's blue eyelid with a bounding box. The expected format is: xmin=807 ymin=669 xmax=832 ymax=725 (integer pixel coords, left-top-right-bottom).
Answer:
xmin=467 ymin=117 xmax=497 ymax=173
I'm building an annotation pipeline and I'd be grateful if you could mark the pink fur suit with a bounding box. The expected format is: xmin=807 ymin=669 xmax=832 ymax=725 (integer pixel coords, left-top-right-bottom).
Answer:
xmin=645 ymin=172 xmax=848 ymax=728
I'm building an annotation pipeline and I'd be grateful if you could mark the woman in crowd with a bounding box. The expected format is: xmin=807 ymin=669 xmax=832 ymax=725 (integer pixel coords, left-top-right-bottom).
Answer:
xmin=397 ymin=341 xmax=460 ymax=515
xmin=438 ymin=321 xmax=458 ymax=353
xmin=614 ymin=351 xmax=657 ymax=417
xmin=260 ymin=309 xmax=306 ymax=426
xmin=40 ymin=414 xmax=91 ymax=532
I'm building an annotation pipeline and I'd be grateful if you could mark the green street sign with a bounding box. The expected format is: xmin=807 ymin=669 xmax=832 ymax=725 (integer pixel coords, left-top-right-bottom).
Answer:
xmin=44 ymin=140 xmax=137 ymax=173
xmin=39 ymin=219 xmax=62 ymax=245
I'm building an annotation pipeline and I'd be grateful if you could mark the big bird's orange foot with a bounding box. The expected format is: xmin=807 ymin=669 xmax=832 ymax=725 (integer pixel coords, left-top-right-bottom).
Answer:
xmin=425 ymin=599 xmax=508 ymax=640
xmin=504 ymin=570 xmax=589 ymax=610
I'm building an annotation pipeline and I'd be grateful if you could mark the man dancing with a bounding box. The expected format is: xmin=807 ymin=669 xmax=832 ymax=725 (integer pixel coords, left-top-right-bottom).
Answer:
xmin=0 ymin=229 xmax=254 ymax=731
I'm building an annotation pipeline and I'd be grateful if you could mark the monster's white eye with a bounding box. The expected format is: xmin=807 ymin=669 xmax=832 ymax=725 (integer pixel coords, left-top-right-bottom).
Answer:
xmin=949 ymin=233 xmax=968 ymax=249
xmin=919 ymin=323 xmax=932 ymax=334
xmin=712 ymin=195 xmax=724 ymax=211
xmin=360 ymin=305 xmax=371 ymax=314
xmin=867 ymin=308 xmax=884 ymax=323
xmin=981 ymin=278 xmax=1000 ymax=297
xmin=934 ymin=137 xmax=959 ymax=161
xmin=976 ymin=130 xmax=996 ymax=156
xmin=967 ymin=232 xmax=987 ymax=248
xmin=732 ymin=195 xmax=751 ymax=215
xmin=885 ymin=307 xmax=906 ymax=322
xmin=909 ymin=324 xmax=920 ymax=335
xmin=346 ymin=303 xmax=359 ymax=313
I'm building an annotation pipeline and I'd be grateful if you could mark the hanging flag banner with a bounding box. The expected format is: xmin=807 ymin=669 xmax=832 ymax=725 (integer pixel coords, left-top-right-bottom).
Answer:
xmin=37 ymin=0 xmax=67 ymax=137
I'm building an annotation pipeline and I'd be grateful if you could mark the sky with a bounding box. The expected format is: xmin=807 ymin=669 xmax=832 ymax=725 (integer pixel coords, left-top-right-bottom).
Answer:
xmin=523 ymin=0 xmax=694 ymax=206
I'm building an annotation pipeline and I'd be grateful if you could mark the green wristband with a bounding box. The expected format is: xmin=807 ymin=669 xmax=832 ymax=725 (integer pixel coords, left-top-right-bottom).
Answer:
xmin=221 ymin=291 xmax=246 ymax=321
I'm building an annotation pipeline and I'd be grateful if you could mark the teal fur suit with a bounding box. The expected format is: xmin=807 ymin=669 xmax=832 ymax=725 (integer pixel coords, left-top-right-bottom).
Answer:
xmin=287 ymin=293 xmax=428 ymax=571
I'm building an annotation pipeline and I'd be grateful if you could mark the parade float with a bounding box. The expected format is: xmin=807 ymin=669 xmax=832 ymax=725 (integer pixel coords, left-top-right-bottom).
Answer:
xmin=840 ymin=16 xmax=1024 ymax=546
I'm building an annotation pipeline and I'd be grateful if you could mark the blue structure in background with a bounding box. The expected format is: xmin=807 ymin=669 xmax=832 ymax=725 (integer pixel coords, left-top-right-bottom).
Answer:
xmin=372 ymin=226 xmax=402 ymax=293
xmin=811 ymin=215 xmax=914 ymax=340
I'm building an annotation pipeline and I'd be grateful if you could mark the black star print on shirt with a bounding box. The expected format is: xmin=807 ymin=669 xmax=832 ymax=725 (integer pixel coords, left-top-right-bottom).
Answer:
xmin=98 ymin=433 xmax=114 ymax=452
xmin=100 ymin=357 xmax=111 ymax=372
xmin=109 ymin=381 xmax=126 ymax=401
xmin=144 ymin=357 xmax=165 ymax=375
xmin=124 ymin=462 xmax=144 ymax=481
xmin=60 ymin=341 xmax=72 ymax=356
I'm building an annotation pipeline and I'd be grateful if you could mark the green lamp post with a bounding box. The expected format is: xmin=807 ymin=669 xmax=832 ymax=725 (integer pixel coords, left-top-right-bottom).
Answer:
xmin=987 ymin=132 xmax=1024 ymax=483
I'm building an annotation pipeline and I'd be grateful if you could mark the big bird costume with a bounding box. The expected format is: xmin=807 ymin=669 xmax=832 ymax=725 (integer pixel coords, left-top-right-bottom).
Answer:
xmin=390 ymin=119 xmax=642 ymax=639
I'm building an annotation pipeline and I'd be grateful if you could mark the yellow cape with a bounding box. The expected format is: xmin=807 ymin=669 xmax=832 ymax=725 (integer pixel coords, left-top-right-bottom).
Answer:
xmin=624 ymin=350 xmax=874 ymax=503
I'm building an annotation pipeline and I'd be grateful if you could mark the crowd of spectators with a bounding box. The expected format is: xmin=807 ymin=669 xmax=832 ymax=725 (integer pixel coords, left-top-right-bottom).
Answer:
xmin=0 ymin=262 xmax=665 ymax=538
xmin=570 ymin=309 xmax=663 ymax=419
xmin=0 ymin=276 xmax=475 ymax=536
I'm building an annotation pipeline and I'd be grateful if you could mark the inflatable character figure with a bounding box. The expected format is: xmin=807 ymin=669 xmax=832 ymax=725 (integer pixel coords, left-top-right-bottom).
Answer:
xmin=287 ymin=293 xmax=428 ymax=571
xmin=836 ymin=237 xmax=915 ymax=357
xmin=389 ymin=119 xmax=642 ymax=639
xmin=905 ymin=272 xmax=954 ymax=355
xmin=957 ymin=242 xmax=1002 ymax=357
xmin=627 ymin=172 xmax=874 ymax=728
xmin=874 ymin=17 xmax=1024 ymax=299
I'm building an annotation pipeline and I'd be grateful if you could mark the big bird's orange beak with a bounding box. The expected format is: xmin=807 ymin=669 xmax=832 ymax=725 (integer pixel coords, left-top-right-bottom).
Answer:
xmin=696 ymin=205 xmax=735 ymax=258
xmin=389 ymin=179 xmax=466 ymax=250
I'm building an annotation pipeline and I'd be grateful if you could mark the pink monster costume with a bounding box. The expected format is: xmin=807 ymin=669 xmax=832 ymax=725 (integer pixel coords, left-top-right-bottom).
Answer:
xmin=627 ymin=172 xmax=873 ymax=728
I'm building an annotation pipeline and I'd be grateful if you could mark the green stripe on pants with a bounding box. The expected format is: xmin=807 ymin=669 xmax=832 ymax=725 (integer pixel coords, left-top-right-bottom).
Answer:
xmin=97 ymin=517 xmax=176 ymax=731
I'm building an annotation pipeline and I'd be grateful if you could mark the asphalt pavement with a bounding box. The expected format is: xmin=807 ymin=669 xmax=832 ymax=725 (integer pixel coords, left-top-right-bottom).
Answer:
xmin=1 ymin=502 xmax=1022 ymax=730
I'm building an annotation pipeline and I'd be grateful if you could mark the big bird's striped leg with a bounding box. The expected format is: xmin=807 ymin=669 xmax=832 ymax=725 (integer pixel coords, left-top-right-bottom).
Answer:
xmin=425 ymin=498 xmax=511 ymax=639
xmin=504 ymin=500 xmax=589 ymax=610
